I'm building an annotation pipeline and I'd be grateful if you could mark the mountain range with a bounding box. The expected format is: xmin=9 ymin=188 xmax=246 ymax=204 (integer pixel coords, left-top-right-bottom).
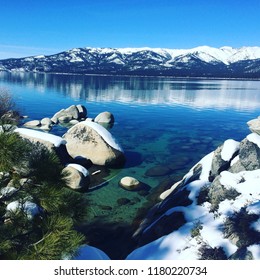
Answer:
xmin=1 ymin=46 xmax=260 ymax=78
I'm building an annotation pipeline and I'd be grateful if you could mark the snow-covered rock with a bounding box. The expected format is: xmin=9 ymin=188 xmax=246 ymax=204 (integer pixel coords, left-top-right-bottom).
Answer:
xmin=62 ymin=163 xmax=90 ymax=191
xmin=6 ymin=200 xmax=41 ymax=219
xmin=63 ymin=121 xmax=125 ymax=167
xmin=128 ymin=128 xmax=260 ymax=260
xmin=15 ymin=128 xmax=66 ymax=150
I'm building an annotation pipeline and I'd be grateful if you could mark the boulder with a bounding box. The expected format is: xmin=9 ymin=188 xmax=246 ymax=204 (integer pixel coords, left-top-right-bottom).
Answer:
xmin=247 ymin=118 xmax=260 ymax=135
xmin=51 ymin=105 xmax=80 ymax=124
xmin=119 ymin=176 xmax=140 ymax=190
xmin=238 ymin=137 xmax=260 ymax=171
xmin=65 ymin=105 xmax=80 ymax=120
xmin=15 ymin=128 xmax=66 ymax=151
xmin=63 ymin=121 xmax=125 ymax=167
xmin=76 ymin=105 xmax=87 ymax=119
xmin=209 ymin=140 xmax=239 ymax=182
xmin=62 ymin=164 xmax=90 ymax=191
xmin=23 ymin=120 xmax=41 ymax=128
xmin=94 ymin=111 xmax=114 ymax=124
xmin=41 ymin=117 xmax=53 ymax=127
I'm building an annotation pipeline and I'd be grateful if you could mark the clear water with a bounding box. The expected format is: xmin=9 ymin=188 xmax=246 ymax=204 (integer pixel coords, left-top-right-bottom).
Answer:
xmin=1 ymin=72 xmax=260 ymax=258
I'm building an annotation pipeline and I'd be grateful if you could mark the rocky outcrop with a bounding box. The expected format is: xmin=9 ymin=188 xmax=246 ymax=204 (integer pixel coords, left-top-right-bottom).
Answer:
xmin=63 ymin=121 xmax=125 ymax=167
xmin=128 ymin=118 xmax=260 ymax=260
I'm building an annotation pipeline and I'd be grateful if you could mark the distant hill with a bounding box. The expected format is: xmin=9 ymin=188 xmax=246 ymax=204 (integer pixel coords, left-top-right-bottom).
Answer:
xmin=1 ymin=46 xmax=260 ymax=78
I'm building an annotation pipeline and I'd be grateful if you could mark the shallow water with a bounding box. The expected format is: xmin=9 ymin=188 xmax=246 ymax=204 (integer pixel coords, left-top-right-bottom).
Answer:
xmin=1 ymin=72 xmax=260 ymax=258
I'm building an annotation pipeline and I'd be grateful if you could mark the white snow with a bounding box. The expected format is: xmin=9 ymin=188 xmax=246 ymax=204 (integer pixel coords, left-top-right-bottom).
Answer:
xmin=0 ymin=186 xmax=18 ymax=198
xmin=15 ymin=128 xmax=66 ymax=147
xmin=6 ymin=200 xmax=40 ymax=219
xmin=160 ymin=151 xmax=213 ymax=200
xmin=247 ymin=133 xmax=260 ymax=148
xmin=230 ymin=155 xmax=239 ymax=166
xmin=80 ymin=121 xmax=123 ymax=152
xmin=247 ymin=201 xmax=260 ymax=215
xmin=247 ymin=244 xmax=260 ymax=259
xmin=221 ymin=139 xmax=240 ymax=161
xmin=127 ymin=151 xmax=260 ymax=260
xmin=84 ymin=46 xmax=260 ymax=65
xmin=250 ymin=218 xmax=260 ymax=232
xmin=66 ymin=163 xmax=89 ymax=177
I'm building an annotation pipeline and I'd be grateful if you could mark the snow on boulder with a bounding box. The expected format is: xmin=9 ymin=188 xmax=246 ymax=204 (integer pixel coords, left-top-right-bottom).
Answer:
xmin=63 ymin=121 xmax=125 ymax=167
xmin=221 ymin=139 xmax=240 ymax=161
xmin=6 ymin=200 xmax=41 ymax=219
xmin=0 ymin=186 xmax=18 ymax=199
xmin=247 ymin=132 xmax=260 ymax=148
xmin=62 ymin=163 xmax=90 ymax=191
xmin=15 ymin=128 xmax=66 ymax=150
xmin=209 ymin=139 xmax=239 ymax=181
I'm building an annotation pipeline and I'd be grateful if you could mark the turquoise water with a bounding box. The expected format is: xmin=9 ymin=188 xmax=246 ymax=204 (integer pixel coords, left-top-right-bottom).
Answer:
xmin=1 ymin=72 xmax=260 ymax=258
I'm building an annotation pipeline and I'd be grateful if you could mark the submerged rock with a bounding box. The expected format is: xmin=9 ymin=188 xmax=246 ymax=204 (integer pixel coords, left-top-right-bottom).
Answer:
xmin=119 ymin=176 xmax=140 ymax=191
xmin=145 ymin=165 xmax=172 ymax=177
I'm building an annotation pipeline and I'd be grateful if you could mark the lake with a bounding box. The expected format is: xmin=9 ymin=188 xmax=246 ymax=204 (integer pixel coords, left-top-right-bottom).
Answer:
xmin=1 ymin=71 xmax=260 ymax=258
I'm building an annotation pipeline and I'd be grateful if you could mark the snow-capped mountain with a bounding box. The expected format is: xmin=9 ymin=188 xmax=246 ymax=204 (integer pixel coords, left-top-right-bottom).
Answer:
xmin=1 ymin=46 xmax=260 ymax=78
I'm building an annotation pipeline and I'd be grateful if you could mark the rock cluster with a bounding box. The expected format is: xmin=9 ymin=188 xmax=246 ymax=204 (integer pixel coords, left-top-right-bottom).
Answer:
xmin=7 ymin=105 xmax=125 ymax=191
xmin=128 ymin=118 xmax=260 ymax=260
xmin=22 ymin=104 xmax=114 ymax=132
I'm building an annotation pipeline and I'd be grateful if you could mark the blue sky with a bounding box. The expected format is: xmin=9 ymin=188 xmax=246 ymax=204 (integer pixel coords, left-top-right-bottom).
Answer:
xmin=0 ymin=0 xmax=260 ymax=58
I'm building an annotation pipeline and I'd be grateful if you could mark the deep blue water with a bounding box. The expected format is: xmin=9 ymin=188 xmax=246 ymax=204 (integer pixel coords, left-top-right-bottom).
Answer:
xmin=1 ymin=72 xmax=260 ymax=257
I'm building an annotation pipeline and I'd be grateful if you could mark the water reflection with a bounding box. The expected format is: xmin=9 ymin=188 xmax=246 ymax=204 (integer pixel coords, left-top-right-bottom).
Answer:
xmin=1 ymin=71 xmax=260 ymax=111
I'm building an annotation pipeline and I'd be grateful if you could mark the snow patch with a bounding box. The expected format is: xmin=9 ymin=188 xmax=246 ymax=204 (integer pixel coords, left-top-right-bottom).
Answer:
xmin=221 ymin=139 xmax=240 ymax=161
xmin=15 ymin=128 xmax=66 ymax=147
xmin=6 ymin=200 xmax=40 ymax=219
xmin=81 ymin=121 xmax=123 ymax=152
xmin=247 ymin=133 xmax=260 ymax=148
xmin=67 ymin=163 xmax=89 ymax=177
xmin=247 ymin=244 xmax=260 ymax=259
xmin=250 ymin=218 xmax=260 ymax=232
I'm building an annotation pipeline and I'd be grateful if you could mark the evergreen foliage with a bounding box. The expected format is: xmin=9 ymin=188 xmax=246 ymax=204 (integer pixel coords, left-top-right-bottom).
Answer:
xmin=0 ymin=132 xmax=30 ymax=172
xmin=0 ymin=129 xmax=87 ymax=259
